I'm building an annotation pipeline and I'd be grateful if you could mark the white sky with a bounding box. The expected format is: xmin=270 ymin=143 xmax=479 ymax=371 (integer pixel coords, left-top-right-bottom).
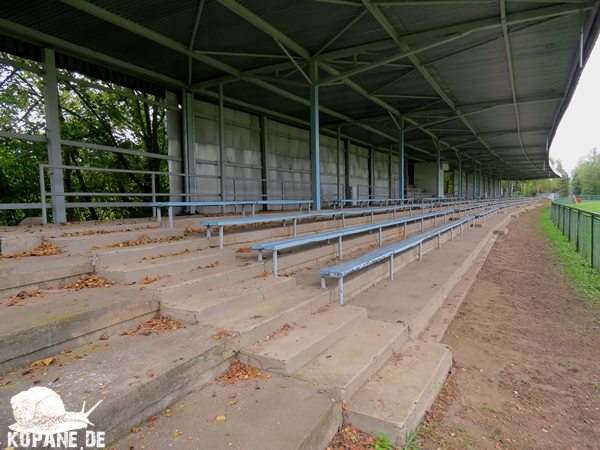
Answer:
xmin=549 ymin=42 xmax=600 ymax=176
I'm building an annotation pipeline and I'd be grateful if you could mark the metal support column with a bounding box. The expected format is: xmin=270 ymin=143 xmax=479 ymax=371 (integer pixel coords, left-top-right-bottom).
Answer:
xmin=344 ymin=139 xmax=350 ymax=201
xmin=457 ymin=158 xmax=462 ymax=198
xmin=42 ymin=48 xmax=66 ymax=223
xmin=388 ymin=146 xmax=393 ymax=198
xmin=310 ymin=62 xmax=321 ymax=211
xmin=182 ymin=91 xmax=196 ymax=210
xmin=218 ymin=83 xmax=226 ymax=211
xmin=336 ymin=126 xmax=341 ymax=201
xmin=260 ymin=116 xmax=268 ymax=209
xmin=436 ymin=147 xmax=441 ymax=198
xmin=399 ymin=129 xmax=405 ymax=202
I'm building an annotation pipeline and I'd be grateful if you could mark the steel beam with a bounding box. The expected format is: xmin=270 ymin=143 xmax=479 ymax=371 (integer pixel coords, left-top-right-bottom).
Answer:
xmin=219 ymin=84 xmax=226 ymax=209
xmin=60 ymin=0 xmax=243 ymax=78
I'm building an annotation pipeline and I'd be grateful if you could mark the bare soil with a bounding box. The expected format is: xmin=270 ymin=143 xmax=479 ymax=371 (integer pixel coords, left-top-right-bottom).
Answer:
xmin=329 ymin=206 xmax=600 ymax=449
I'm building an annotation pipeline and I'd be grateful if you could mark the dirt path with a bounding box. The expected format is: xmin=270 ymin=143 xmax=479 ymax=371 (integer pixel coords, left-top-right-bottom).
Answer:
xmin=418 ymin=205 xmax=600 ymax=449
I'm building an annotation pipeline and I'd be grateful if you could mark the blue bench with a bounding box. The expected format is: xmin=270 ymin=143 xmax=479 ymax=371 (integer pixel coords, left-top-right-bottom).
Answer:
xmin=330 ymin=198 xmax=414 ymax=209
xmin=319 ymin=215 xmax=475 ymax=305
xmin=252 ymin=208 xmax=457 ymax=276
xmin=200 ymin=206 xmax=421 ymax=249
xmin=198 ymin=204 xmax=444 ymax=248
xmin=151 ymin=200 xmax=313 ymax=228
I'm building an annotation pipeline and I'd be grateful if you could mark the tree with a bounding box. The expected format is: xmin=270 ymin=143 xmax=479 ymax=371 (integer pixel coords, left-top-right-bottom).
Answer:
xmin=0 ymin=53 xmax=169 ymax=225
xmin=572 ymin=148 xmax=600 ymax=196
xmin=552 ymin=159 xmax=570 ymax=198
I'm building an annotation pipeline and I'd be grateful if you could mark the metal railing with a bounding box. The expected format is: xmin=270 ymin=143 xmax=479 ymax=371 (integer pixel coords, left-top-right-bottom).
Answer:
xmin=551 ymin=200 xmax=600 ymax=270
xmin=17 ymin=164 xmax=331 ymax=223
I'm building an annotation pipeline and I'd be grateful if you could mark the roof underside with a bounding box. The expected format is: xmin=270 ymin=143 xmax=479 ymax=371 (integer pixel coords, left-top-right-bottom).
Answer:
xmin=1 ymin=0 xmax=599 ymax=179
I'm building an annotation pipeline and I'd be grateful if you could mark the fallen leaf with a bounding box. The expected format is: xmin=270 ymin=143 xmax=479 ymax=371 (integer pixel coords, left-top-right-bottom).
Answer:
xmin=99 ymin=331 xmax=109 ymax=341
xmin=216 ymin=415 xmax=226 ymax=422
xmin=172 ymin=431 xmax=183 ymax=437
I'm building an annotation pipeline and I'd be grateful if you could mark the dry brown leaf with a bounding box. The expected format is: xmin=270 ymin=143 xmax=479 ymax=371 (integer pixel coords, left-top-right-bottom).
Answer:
xmin=99 ymin=331 xmax=109 ymax=341
xmin=0 ymin=238 xmax=64 ymax=260
xmin=213 ymin=329 xmax=230 ymax=340
xmin=123 ymin=315 xmax=183 ymax=336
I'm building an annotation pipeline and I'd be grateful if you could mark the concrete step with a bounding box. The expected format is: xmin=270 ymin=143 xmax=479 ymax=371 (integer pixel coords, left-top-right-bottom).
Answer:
xmin=49 ymin=227 xmax=185 ymax=253
xmin=239 ymin=304 xmax=366 ymax=376
xmin=0 ymin=254 xmax=93 ymax=297
xmin=98 ymin=246 xmax=235 ymax=284
xmin=344 ymin=341 xmax=452 ymax=446
xmin=209 ymin=285 xmax=332 ymax=350
xmin=161 ymin=275 xmax=297 ymax=325
xmin=94 ymin=235 xmax=209 ymax=266
xmin=153 ymin=260 xmax=267 ymax=303
xmin=292 ymin=319 xmax=408 ymax=401
xmin=0 ymin=284 xmax=158 ymax=373
xmin=348 ymin=218 xmax=497 ymax=338
xmin=0 ymin=322 xmax=235 ymax=444
xmin=111 ymin=370 xmax=341 ymax=450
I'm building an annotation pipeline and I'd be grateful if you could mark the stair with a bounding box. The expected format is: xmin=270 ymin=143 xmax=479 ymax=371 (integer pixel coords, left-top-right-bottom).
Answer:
xmin=0 ymin=202 xmax=530 ymax=449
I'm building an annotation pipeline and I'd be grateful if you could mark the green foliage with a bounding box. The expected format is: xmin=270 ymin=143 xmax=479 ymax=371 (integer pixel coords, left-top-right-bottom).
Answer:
xmin=573 ymin=148 xmax=600 ymax=196
xmin=371 ymin=433 xmax=395 ymax=450
xmin=0 ymin=53 xmax=169 ymax=226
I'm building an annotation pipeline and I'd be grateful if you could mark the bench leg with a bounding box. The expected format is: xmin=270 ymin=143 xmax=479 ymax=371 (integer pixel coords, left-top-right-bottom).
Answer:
xmin=338 ymin=236 xmax=343 ymax=260
xmin=258 ymin=249 xmax=263 ymax=261
xmin=206 ymin=227 xmax=211 ymax=238
xmin=451 ymin=227 xmax=454 ymax=241
xmin=219 ymin=226 xmax=224 ymax=249
xmin=419 ymin=242 xmax=422 ymax=261
xmin=273 ymin=251 xmax=278 ymax=276
xmin=338 ymin=277 xmax=344 ymax=306
xmin=342 ymin=214 xmax=346 ymax=228
xmin=293 ymin=219 xmax=297 ymax=238
xmin=157 ymin=207 xmax=162 ymax=224
xmin=371 ymin=211 xmax=374 ymax=223
xmin=379 ymin=227 xmax=382 ymax=246
xmin=438 ymin=233 xmax=441 ymax=250
xmin=404 ymin=222 xmax=407 ymax=237
xmin=421 ymin=218 xmax=424 ymax=231
xmin=434 ymin=215 xmax=437 ymax=226
xmin=168 ymin=207 xmax=174 ymax=229
xmin=390 ymin=254 xmax=394 ymax=280
xmin=321 ymin=277 xmax=326 ymax=289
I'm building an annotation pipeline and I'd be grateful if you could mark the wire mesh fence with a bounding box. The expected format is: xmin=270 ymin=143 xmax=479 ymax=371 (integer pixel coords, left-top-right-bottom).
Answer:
xmin=551 ymin=201 xmax=600 ymax=270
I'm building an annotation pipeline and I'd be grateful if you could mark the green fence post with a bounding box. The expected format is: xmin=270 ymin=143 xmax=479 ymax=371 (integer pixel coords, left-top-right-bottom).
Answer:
xmin=576 ymin=210 xmax=580 ymax=252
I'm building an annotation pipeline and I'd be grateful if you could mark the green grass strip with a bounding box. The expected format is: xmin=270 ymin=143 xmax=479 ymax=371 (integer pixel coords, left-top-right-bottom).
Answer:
xmin=572 ymin=202 xmax=600 ymax=214
xmin=536 ymin=205 xmax=600 ymax=311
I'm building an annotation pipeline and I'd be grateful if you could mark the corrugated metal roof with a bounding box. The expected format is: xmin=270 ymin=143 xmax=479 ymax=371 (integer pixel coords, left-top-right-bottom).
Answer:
xmin=0 ymin=0 xmax=598 ymax=179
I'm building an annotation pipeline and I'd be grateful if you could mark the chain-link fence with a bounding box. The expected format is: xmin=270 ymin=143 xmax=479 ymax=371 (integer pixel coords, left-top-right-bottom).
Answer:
xmin=551 ymin=201 xmax=600 ymax=269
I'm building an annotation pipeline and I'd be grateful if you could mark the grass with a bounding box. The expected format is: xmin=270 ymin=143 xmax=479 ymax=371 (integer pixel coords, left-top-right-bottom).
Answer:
xmin=571 ymin=202 xmax=600 ymax=214
xmin=536 ymin=205 xmax=600 ymax=310
xmin=482 ymin=405 xmax=496 ymax=413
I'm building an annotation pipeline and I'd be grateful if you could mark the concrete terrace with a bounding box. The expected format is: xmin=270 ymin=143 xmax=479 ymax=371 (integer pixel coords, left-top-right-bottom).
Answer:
xmin=0 ymin=199 xmax=538 ymax=448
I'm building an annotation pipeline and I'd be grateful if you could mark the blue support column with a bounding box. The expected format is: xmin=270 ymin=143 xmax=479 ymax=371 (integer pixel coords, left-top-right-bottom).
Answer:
xmin=42 ymin=48 xmax=66 ymax=223
xmin=457 ymin=158 xmax=462 ymax=198
xmin=309 ymin=66 xmax=321 ymax=210
xmin=399 ymin=130 xmax=405 ymax=201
